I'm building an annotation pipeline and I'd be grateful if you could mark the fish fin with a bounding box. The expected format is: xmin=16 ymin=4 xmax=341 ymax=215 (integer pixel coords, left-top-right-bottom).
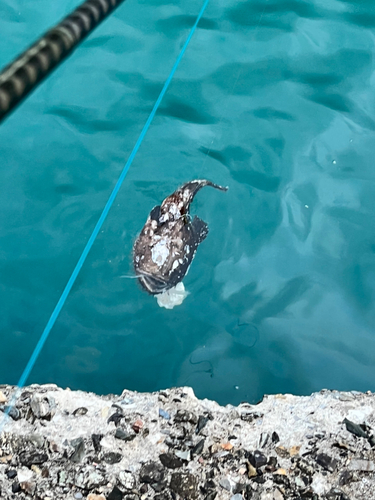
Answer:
xmin=149 ymin=205 xmax=162 ymax=224
xmin=190 ymin=215 xmax=209 ymax=244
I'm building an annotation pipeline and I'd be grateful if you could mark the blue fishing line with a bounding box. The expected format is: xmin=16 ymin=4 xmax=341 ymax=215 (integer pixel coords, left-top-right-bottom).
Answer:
xmin=0 ymin=0 xmax=210 ymax=430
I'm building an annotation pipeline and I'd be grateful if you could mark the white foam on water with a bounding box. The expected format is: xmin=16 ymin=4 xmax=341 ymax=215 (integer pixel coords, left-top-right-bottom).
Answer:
xmin=156 ymin=282 xmax=189 ymax=309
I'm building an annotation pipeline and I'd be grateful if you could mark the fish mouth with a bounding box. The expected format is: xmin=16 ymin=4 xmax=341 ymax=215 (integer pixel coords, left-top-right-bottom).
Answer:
xmin=136 ymin=271 xmax=170 ymax=295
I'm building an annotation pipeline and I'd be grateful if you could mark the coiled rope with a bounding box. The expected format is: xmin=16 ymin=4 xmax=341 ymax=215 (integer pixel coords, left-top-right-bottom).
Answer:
xmin=0 ymin=0 xmax=210 ymax=432
xmin=0 ymin=0 xmax=126 ymax=123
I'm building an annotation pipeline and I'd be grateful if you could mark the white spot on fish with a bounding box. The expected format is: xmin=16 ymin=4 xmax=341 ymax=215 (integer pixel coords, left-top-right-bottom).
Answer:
xmin=151 ymin=239 xmax=169 ymax=266
xmin=168 ymin=204 xmax=179 ymax=217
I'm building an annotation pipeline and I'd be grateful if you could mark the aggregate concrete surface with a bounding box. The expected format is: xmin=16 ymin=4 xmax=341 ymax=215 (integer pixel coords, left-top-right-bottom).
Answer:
xmin=0 ymin=384 xmax=374 ymax=500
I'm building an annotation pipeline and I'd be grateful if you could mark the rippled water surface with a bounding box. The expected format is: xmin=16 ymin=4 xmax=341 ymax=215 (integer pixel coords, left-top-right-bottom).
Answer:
xmin=1 ymin=0 xmax=375 ymax=405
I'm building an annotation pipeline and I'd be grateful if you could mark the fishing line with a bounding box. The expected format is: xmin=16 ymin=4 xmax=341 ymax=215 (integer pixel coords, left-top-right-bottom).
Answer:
xmin=0 ymin=0 xmax=210 ymax=432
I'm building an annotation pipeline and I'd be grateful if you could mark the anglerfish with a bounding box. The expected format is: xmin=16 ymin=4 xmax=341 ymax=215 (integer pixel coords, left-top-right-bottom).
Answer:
xmin=133 ymin=179 xmax=228 ymax=304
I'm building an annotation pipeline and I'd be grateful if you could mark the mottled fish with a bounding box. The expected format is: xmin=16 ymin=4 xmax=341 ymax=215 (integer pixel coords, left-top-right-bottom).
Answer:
xmin=133 ymin=179 xmax=228 ymax=295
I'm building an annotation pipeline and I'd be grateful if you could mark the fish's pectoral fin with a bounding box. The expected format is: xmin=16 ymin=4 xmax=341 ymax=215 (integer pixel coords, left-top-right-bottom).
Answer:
xmin=149 ymin=205 xmax=162 ymax=225
xmin=191 ymin=215 xmax=209 ymax=244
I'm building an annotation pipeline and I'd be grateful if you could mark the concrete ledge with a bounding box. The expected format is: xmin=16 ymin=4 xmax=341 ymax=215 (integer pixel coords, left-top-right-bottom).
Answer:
xmin=0 ymin=384 xmax=374 ymax=500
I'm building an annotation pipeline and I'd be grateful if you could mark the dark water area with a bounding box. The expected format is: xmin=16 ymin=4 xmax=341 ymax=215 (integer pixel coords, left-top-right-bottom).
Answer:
xmin=1 ymin=0 xmax=375 ymax=405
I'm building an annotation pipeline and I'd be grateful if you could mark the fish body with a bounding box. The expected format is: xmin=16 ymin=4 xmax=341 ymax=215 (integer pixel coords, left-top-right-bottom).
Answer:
xmin=133 ymin=179 xmax=228 ymax=295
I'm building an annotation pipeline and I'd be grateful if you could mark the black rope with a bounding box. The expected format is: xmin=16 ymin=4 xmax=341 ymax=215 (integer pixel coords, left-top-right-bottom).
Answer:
xmin=0 ymin=0 xmax=126 ymax=123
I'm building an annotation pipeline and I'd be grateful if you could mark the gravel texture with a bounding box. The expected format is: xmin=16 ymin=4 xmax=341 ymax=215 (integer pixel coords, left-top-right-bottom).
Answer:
xmin=0 ymin=384 xmax=374 ymax=500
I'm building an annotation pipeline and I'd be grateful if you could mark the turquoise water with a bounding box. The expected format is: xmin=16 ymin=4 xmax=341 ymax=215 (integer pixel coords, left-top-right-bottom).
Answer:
xmin=1 ymin=0 xmax=375 ymax=405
